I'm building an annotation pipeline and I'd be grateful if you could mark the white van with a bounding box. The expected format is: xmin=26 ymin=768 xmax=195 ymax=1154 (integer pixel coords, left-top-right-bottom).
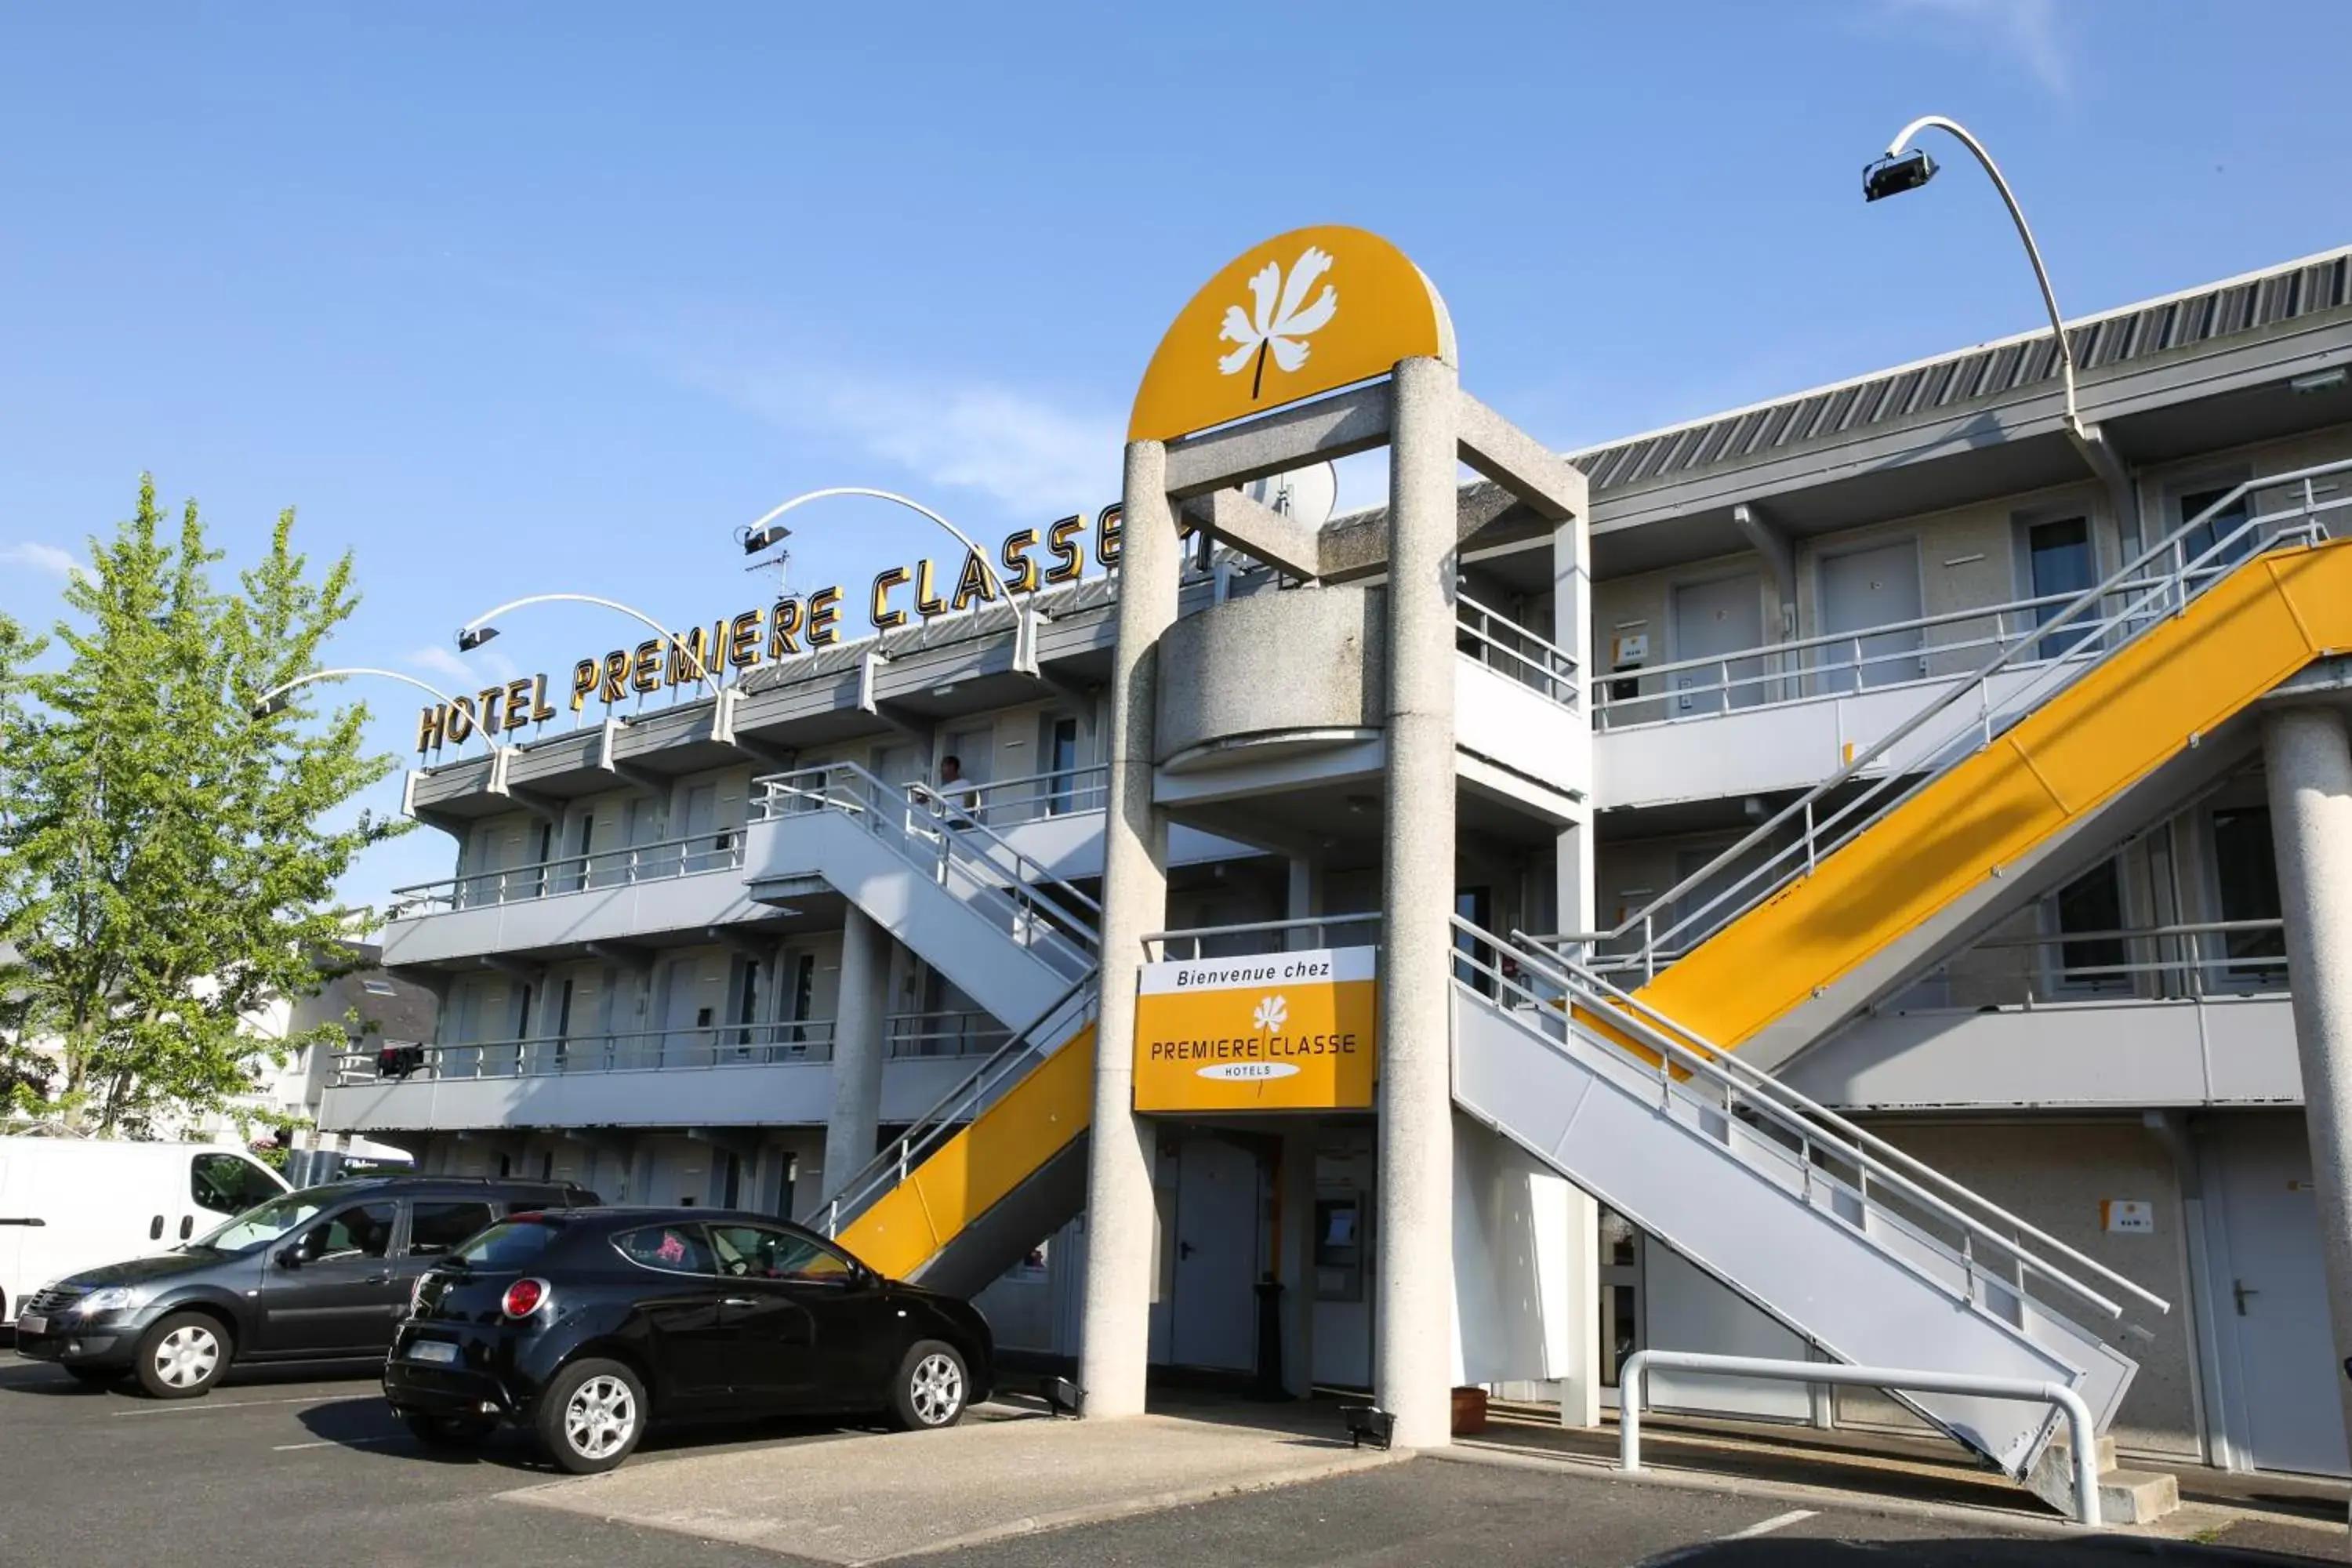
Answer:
xmin=0 ymin=1138 xmax=289 ymax=1320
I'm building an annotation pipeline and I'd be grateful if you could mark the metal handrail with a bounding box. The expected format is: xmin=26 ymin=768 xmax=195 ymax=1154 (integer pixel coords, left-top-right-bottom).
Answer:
xmin=1563 ymin=459 xmax=2352 ymax=977
xmin=1470 ymin=918 xmax=2169 ymax=1323
xmin=1887 ymin=916 xmax=2288 ymax=1007
xmin=956 ymin=764 xmax=1111 ymax=822
xmin=886 ymin=1010 xmax=1011 ymax=1058
xmin=333 ymin=1018 xmax=838 ymax=1084
xmin=818 ymin=972 xmax=1100 ymax=1240
xmin=1143 ymin=912 xmax=1385 ymax=959
xmin=1457 ymin=594 xmax=1581 ymax=710
xmin=388 ymin=827 xmax=748 ymax=916
xmin=750 ymin=760 xmax=1102 ymax=961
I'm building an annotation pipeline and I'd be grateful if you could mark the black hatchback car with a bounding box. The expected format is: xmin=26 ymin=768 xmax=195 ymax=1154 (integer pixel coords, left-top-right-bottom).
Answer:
xmin=383 ymin=1207 xmax=993 ymax=1473
xmin=14 ymin=1176 xmax=597 ymax=1398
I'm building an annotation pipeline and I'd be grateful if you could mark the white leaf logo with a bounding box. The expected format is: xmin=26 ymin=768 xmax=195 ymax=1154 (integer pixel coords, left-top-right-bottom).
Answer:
xmin=1218 ymin=246 xmax=1339 ymax=400
xmin=1252 ymin=994 xmax=1288 ymax=1033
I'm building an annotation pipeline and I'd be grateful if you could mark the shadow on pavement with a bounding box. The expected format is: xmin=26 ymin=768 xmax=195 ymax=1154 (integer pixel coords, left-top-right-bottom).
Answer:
xmin=1644 ymin=1537 xmax=2330 ymax=1566
xmin=292 ymin=1394 xmax=895 ymax=1472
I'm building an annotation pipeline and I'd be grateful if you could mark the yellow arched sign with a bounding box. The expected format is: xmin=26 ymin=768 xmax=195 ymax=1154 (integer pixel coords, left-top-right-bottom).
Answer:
xmin=1129 ymin=225 xmax=1455 ymax=444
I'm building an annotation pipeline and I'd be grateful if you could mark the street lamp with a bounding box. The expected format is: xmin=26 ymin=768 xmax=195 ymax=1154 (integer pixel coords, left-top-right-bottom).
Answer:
xmin=454 ymin=593 xmax=720 ymax=697
xmin=1862 ymin=114 xmax=2081 ymax=435
xmin=739 ymin=488 xmax=1038 ymax=673
xmin=248 ymin=666 xmax=503 ymax=753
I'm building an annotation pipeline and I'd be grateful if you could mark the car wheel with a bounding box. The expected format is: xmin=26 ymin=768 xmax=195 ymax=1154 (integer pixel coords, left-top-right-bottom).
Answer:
xmin=402 ymin=1410 xmax=496 ymax=1448
xmin=132 ymin=1311 xmax=231 ymax=1399
xmin=887 ymin=1339 xmax=968 ymax=1431
xmin=537 ymin=1358 xmax=646 ymax=1475
xmin=64 ymin=1366 xmax=121 ymax=1388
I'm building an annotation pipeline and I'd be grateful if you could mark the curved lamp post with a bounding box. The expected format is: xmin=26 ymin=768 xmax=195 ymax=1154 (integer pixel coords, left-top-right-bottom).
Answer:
xmin=1864 ymin=114 xmax=2080 ymax=434
xmin=739 ymin=487 xmax=1038 ymax=673
xmin=454 ymin=592 xmax=720 ymax=697
xmin=249 ymin=666 xmax=502 ymax=752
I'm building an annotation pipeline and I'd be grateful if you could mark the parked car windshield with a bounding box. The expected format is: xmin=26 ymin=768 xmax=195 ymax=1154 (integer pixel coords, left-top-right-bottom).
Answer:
xmin=186 ymin=1192 xmax=335 ymax=1254
xmin=449 ymin=1216 xmax=568 ymax=1269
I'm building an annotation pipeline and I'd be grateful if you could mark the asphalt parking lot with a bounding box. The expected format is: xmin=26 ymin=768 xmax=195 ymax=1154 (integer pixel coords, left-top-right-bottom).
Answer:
xmin=0 ymin=1348 xmax=2332 ymax=1566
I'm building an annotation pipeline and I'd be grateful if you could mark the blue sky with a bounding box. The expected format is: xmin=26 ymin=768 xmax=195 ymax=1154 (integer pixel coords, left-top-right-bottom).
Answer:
xmin=3 ymin=1 xmax=2347 ymax=909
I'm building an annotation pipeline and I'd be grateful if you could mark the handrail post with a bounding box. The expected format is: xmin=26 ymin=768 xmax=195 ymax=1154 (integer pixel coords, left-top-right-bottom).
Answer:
xmin=1620 ymin=1350 xmax=1647 ymax=1472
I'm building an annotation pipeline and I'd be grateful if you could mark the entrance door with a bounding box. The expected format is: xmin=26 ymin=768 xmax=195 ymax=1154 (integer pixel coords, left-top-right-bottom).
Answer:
xmin=1670 ymin=575 xmax=1765 ymax=717
xmin=1166 ymin=1136 xmax=1262 ymax=1371
xmin=2209 ymin=1117 xmax=2350 ymax=1475
xmin=1818 ymin=541 xmax=1925 ymax=695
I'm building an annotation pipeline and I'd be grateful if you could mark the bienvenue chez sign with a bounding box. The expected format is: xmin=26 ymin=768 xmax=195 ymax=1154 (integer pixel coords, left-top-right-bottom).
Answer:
xmin=414 ymin=504 xmax=1126 ymax=756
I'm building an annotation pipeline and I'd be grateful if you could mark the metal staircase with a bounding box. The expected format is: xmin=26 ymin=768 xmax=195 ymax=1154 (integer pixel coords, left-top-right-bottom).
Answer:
xmin=1559 ymin=460 xmax=2352 ymax=1067
xmin=744 ymin=761 xmax=1102 ymax=1291
xmin=1450 ymin=921 xmax=2165 ymax=1479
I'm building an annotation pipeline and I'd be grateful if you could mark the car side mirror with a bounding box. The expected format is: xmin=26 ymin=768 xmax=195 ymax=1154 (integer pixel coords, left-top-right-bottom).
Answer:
xmin=276 ymin=1245 xmax=304 ymax=1271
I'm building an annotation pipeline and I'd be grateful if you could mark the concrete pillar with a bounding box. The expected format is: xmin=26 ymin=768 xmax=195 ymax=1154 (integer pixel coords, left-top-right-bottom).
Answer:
xmin=1077 ymin=437 xmax=1181 ymax=1418
xmin=1376 ymin=355 xmax=1461 ymax=1449
xmin=2262 ymin=706 xmax=2352 ymax=1468
xmin=822 ymin=907 xmax=891 ymax=1204
xmin=1279 ymin=1121 xmax=1320 ymax=1398
xmin=1286 ymin=854 xmax=1324 ymax=950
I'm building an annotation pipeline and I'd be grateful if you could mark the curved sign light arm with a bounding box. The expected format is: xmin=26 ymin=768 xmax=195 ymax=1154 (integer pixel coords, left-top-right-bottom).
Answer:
xmin=742 ymin=488 xmax=1040 ymax=676
xmin=457 ymin=592 xmax=722 ymax=698
xmin=250 ymin=666 xmax=497 ymax=750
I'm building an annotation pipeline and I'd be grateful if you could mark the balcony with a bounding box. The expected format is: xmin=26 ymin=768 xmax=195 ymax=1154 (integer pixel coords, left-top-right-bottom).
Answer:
xmin=317 ymin=1018 xmax=980 ymax=1134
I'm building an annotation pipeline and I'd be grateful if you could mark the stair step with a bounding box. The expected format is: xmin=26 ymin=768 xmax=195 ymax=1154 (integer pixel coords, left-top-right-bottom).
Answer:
xmin=2024 ymin=1436 xmax=2180 ymax=1523
xmin=2043 ymin=1430 xmax=2118 ymax=1472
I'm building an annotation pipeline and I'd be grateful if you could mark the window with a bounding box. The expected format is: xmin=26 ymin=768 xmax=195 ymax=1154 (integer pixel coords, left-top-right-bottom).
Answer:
xmin=706 ymin=1221 xmax=856 ymax=1283
xmin=304 ymin=1201 xmax=397 ymax=1262
xmin=407 ymin=1201 xmax=496 ymax=1257
xmin=452 ymin=1216 xmax=568 ymax=1269
xmin=614 ymin=1223 xmax=714 ymax=1276
xmin=2024 ymin=517 xmax=2096 ymax=662
xmin=191 ymin=1152 xmax=284 ymax=1217
xmin=2179 ymin=484 xmax=2254 ymax=578
xmin=2212 ymin=807 xmax=2287 ymax=986
xmin=2050 ymin=860 xmax=2129 ymax=992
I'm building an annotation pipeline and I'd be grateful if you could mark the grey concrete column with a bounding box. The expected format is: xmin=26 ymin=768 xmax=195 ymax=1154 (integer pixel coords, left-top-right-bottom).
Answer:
xmin=1286 ymin=854 xmax=1325 ymax=951
xmin=1077 ymin=437 xmax=1180 ymax=1419
xmin=822 ymin=907 xmax=891 ymax=1203
xmin=1377 ymin=355 xmax=1461 ymax=1449
xmin=2263 ymin=706 xmax=2352 ymax=1465
xmin=1279 ymin=1121 xmax=1320 ymax=1398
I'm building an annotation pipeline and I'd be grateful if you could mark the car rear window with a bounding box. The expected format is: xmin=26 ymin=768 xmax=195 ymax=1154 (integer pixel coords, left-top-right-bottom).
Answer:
xmin=449 ymin=1216 xmax=568 ymax=1269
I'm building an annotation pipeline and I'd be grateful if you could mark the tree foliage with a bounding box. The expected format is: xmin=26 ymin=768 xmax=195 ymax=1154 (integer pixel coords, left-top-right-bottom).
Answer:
xmin=0 ymin=477 xmax=407 ymax=1134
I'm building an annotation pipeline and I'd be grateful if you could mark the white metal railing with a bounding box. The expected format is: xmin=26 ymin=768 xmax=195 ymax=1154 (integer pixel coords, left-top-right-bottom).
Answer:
xmin=1462 ymin=919 xmax=2169 ymax=1331
xmin=1548 ymin=459 xmax=2350 ymax=982
xmin=1888 ymin=917 xmax=2288 ymax=1011
xmin=387 ymin=828 xmax=747 ymax=918
xmin=887 ymin=1009 xmax=1011 ymax=1059
xmin=752 ymin=760 xmax=1102 ymax=982
xmin=1144 ymin=912 xmax=1385 ymax=960
xmin=1617 ymin=1350 xmax=2103 ymax=1526
xmin=332 ymin=1018 xmax=838 ymax=1085
xmin=1457 ymin=594 xmax=1581 ymax=710
xmin=949 ymin=764 xmax=1111 ymax=825
xmin=818 ymin=974 xmax=1099 ymax=1240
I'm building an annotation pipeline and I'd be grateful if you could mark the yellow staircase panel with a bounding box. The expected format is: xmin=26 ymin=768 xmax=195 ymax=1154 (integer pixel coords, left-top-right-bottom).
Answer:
xmin=1636 ymin=539 xmax=2352 ymax=1052
xmin=840 ymin=1025 xmax=1097 ymax=1280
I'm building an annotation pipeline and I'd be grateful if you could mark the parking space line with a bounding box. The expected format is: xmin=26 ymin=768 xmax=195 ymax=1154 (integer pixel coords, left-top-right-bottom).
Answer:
xmin=111 ymin=1394 xmax=347 ymax=1417
xmin=271 ymin=1436 xmax=404 ymax=1452
xmin=1723 ymin=1509 xmax=1817 ymax=1540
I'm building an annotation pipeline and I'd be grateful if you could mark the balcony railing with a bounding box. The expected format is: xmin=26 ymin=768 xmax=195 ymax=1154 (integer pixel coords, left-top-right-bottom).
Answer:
xmin=1886 ymin=918 xmax=2289 ymax=1012
xmin=333 ymin=1018 xmax=837 ymax=1086
xmin=887 ymin=1010 xmax=1011 ymax=1059
xmin=934 ymin=764 xmax=1110 ymax=827
xmin=387 ymin=828 xmax=748 ymax=920
xmin=1457 ymin=595 xmax=1581 ymax=711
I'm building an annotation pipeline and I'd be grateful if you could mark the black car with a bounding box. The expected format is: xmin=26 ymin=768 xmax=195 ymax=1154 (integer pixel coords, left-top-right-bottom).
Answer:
xmin=13 ymin=1176 xmax=598 ymax=1399
xmin=383 ymin=1207 xmax=993 ymax=1473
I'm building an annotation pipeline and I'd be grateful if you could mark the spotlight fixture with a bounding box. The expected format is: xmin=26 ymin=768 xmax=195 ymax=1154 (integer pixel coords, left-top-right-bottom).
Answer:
xmin=742 ymin=520 xmax=793 ymax=556
xmin=249 ymin=694 xmax=289 ymax=720
xmin=1862 ymin=148 xmax=1938 ymax=202
xmin=1041 ymin=1375 xmax=1084 ymax=1417
xmin=1340 ymin=1403 xmax=1396 ymax=1450
xmin=456 ymin=626 xmax=499 ymax=652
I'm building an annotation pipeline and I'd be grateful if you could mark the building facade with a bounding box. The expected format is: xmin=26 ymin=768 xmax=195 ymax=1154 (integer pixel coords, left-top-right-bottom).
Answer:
xmin=325 ymin=238 xmax=2352 ymax=1495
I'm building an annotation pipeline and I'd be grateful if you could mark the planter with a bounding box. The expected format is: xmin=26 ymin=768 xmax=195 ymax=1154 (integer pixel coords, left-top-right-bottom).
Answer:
xmin=1450 ymin=1385 xmax=1489 ymax=1436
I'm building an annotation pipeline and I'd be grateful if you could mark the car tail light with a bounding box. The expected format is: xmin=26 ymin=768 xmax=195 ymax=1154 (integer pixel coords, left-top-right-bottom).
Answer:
xmin=501 ymin=1277 xmax=550 ymax=1320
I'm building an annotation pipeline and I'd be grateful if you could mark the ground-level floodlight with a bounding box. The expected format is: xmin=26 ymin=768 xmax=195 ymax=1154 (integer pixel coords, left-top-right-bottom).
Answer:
xmin=1340 ymin=1403 xmax=1396 ymax=1450
xmin=1040 ymin=1375 xmax=1083 ymax=1417
xmin=1862 ymin=147 xmax=1938 ymax=202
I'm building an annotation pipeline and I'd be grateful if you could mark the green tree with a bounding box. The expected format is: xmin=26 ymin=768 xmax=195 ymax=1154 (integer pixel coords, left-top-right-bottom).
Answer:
xmin=0 ymin=477 xmax=407 ymax=1134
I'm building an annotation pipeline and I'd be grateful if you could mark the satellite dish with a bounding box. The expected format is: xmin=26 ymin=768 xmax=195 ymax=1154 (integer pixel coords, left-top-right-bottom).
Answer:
xmin=1243 ymin=461 xmax=1338 ymax=529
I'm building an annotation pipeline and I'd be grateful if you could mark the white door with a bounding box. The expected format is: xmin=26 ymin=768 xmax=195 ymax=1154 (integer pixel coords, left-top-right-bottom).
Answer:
xmin=1670 ymin=575 xmax=1765 ymax=716
xmin=680 ymin=784 xmax=718 ymax=874
xmin=1166 ymin=1136 xmax=1262 ymax=1371
xmin=1818 ymin=540 xmax=1926 ymax=694
xmin=2209 ymin=1117 xmax=2350 ymax=1475
xmin=658 ymin=954 xmax=728 ymax=1067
